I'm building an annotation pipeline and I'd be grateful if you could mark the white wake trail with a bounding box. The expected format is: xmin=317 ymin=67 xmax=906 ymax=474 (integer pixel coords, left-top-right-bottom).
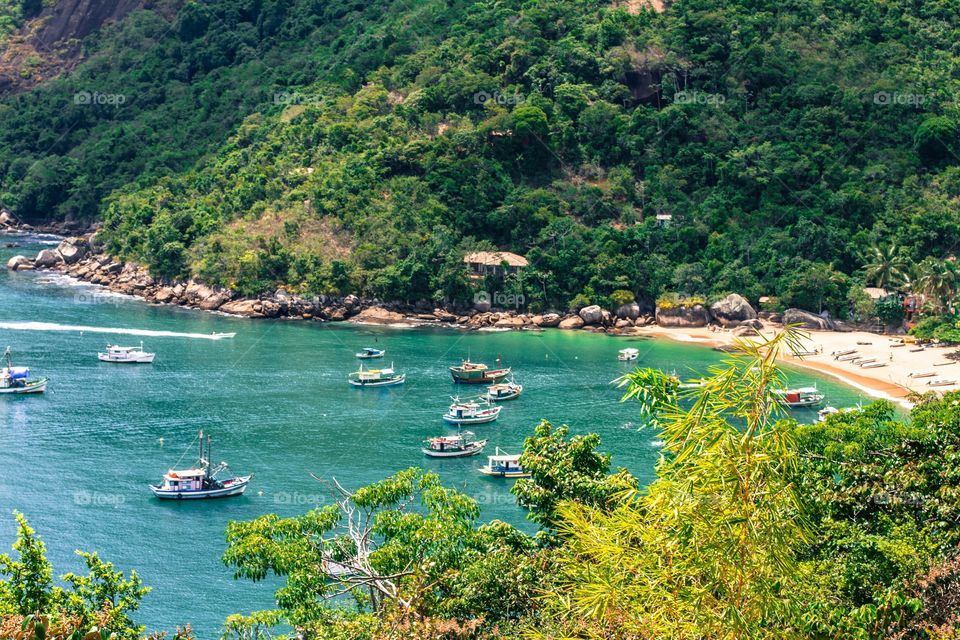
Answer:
xmin=0 ymin=321 xmax=235 ymax=340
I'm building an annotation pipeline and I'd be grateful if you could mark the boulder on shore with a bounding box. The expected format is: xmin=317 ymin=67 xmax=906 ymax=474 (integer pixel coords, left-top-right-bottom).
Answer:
xmin=6 ymin=255 xmax=33 ymax=271
xmin=34 ymin=249 xmax=62 ymax=268
xmin=616 ymin=302 xmax=641 ymax=320
xmin=578 ymin=304 xmax=603 ymax=325
xmin=539 ymin=312 xmax=562 ymax=327
xmin=655 ymin=304 xmax=710 ymax=327
xmin=559 ymin=315 xmax=585 ymax=330
xmin=56 ymin=237 xmax=88 ymax=264
xmin=353 ymin=306 xmax=405 ymax=324
xmin=710 ymin=293 xmax=757 ymax=327
xmin=219 ymin=299 xmax=261 ymax=316
xmin=782 ymin=308 xmax=836 ymax=331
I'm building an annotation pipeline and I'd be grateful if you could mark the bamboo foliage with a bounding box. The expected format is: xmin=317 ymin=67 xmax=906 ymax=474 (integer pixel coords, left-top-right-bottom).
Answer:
xmin=531 ymin=329 xmax=812 ymax=639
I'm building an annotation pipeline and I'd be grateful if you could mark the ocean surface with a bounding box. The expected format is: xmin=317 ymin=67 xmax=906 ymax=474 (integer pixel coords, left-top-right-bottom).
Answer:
xmin=0 ymin=234 xmax=872 ymax=637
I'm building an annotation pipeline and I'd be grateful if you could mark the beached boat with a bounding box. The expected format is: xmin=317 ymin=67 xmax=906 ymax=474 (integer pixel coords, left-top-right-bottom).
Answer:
xmin=836 ymin=353 xmax=860 ymax=362
xmin=618 ymin=348 xmax=640 ymax=361
xmin=908 ymin=371 xmax=936 ymax=378
xmin=98 ymin=342 xmax=155 ymax=363
xmin=927 ymin=379 xmax=957 ymax=387
xmin=773 ymin=386 xmax=824 ymax=408
xmin=860 ymin=362 xmax=887 ymax=369
xmin=355 ymin=347 xmax=385 ymax=359
xmin=0 ymin=347 xmax=47 ymax=394
xmin=791 ymin=349 xmax=820 ymax=357
xmin=853 ymin=358 xmax=876 ymax=366
xmin=150 ymin=431 xmax=251 ymax=499
xmin=348 ymin=364 xmax=405 ymax=387
xmin=422 ymin=432 xmax=488 ymax=458
xmin=479 ymin=448 xmax=530 ymax=478
xmin=450 ymin=359 xmax=511 ymax=384
xmin=831 ymin=349 xmax=857 ymax=357
xmin=443 ymin=398 xmax=502 ymax=425
xmin=487 ymin=380 xmax=523 ymax=402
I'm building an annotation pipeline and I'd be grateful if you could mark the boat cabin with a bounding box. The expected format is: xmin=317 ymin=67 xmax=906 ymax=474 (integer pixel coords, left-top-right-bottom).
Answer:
xmin=160 ymin=469 xmax=206 ymax=492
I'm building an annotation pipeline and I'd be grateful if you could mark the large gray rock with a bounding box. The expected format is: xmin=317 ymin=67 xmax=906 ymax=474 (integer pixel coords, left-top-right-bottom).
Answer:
xmin=353 ymin=306 xmax=405 ymax=324
xmin=0 ymin=209 xmax=14 ymax=227
xmin=616 ymin=302 xmax=641 ymax=320
xmin=56 ymin=237 xmax=89 ymax=264
xmin=34 ymin=249 xmax=62 ymax=268
xmin=6 ymin=255 xmax=33 ymax=271
xmin=710 ymin=293 xmax=757 ymax=327
xmin=782 ymin=308 xmax=836 ymax=331
xmin=219 ymin=299 xmax=261 ymax=316
xmin=578 ymin=304 xmax=604 ymax=325
xmin=656 ymin=304 xmax=711 ymax=327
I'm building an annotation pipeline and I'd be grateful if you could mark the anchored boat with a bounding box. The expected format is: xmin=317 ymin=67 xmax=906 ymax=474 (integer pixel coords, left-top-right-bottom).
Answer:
xmin=773 ymin=386 xmax=824 ymax=408
xmin=349 ymin=364 xmax=405 ymax=387
xmin=150 ymin=431 xmax=251 ymax=499
xmin=422 ymin=431 xmax=488 ymax=458
xmin=443 ymin=397 xmax=502 ymax=425
xmin=355 ymin=347 xmax=385 ymax=359
xmin=479 ymin=448 xmax=530 ymax=478
xmin=487 ymin=380 xmax=523 ymax=402
xmin=98 ymin=342 xmax=155 ymax=363
xmin=0 ymin=347 xmax=47 ymax=394
xmin=450 ymin=359 xmax=511 ymax=384
xmin=618 ymin=348 xmax=639 ymax=361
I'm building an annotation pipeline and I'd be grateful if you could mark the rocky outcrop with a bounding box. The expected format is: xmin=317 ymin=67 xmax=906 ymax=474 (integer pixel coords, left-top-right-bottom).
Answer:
xmin=710 ymin=294 xmax=757 ymax=327
xmin=578 ymin=305 xmax=604 ymax=325
xmin=539 ymin=312 xmax=562 ymax=327
xmin=782 ymin=308 xmax=836 ymax=331
xmin=656 ymin=304 xmax=710 ymax=327
xmin=559 ymin=315 xmax=585 ymax=330
xmin=6 ymin=255 xmax=33 ymax=271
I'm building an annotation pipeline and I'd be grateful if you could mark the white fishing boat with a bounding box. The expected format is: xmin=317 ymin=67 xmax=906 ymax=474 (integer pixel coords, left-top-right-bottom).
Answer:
xmin=355 ymin=347 xmax=385 ymax=359
xmin=487 ymin=380 xmax=523 ymax=402
xmin=860 ymin=362 xmax=887 ymax=369
xmin=150 ymin=431 xmax=251 ymax=500
xmin=832 ymin=348 xmax=857 ymax=357
xmin=422 ymin=432 xmax=488 ymax=458
xmin=450 ymin=359 xmax=511 ymax=384
xmin=853 ymin=358 xmax=876 ymax=366
xmin=478 ymin=448 xmax=530 ymax=478
xmin=0 ymin=347 xmax=47 ymax=394
xmin=618 ymin=348 xmax=640 ymax=361
xmin=908 ymin=371 xmax=936 ymax=378
xmin=773 ymin=386 xmax=824 ymax=408
xmin=98 ymin=342 xmax=155 ymax=363
xmin=926 ymin=379 xmax=957 ymax=387
xmin=443 ymin=397 xmax=502 ymax=425
xmin=348 ymin=364 xmax=405 ymax=387
xmin=836 ymin=353 xmax=860 ymax=362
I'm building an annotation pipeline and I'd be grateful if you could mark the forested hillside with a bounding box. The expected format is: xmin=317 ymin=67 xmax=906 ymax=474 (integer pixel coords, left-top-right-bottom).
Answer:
xmin=2 ymin=0 xmax=960 ymax=312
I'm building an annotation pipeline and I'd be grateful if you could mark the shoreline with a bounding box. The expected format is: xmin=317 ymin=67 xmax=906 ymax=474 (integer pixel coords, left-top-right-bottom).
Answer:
xmin=7 ymin=231 xmax=951 ymax=406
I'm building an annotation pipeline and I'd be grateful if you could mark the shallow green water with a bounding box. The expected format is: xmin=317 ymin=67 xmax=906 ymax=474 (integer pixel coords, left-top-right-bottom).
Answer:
xmin=0 ymin=234 xmax=872 ymax=636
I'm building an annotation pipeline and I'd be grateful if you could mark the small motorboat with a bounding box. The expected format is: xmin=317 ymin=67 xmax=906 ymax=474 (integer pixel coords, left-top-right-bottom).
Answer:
xmin=98 ymin=342 xmax=155 ymax=363
xmin=478 ymin=449 xmax=530 ymax=478
xmin=791 ymin=349 xmax=820 ymax=357
xmin=450 ymin=359 xmax=511 ymax=384
xmin=853 ymin=358 xmax=876 ymax=366
xmin=443 ymin=397 xmax=502 ymax=425
xmin=908 ymin=371 xmax=936 ymax=378
xmin=835 ymin=353 xmax=860 ymax=362
xmin=150 ymin=431 xmax=251 ymax=500
xmin=356 ymin=347 xmax=385 ymax=359
xmin=211 ymin=332 xmax=236 ymax=339
xmin=422 ymin=432 xmax=487 ymax=458
xmin=348 ymin=364 xmax=405 ymax=387
xmin=0 ymin=347 xmax=47 ymax=395
xmin=927 ymin=379 xmax=957 ymax=387
xmin=487 ymin=380 xmax=523 ymax=402
xmin=773 ymin=387 xmax=824 ymax=408
xmin=831 ymin=348 xmax=857 ymax=357
xmin=618 ymin=348 xmax=640 ymax=361
xmin=860 ymin=362 xmax=887 ymax=369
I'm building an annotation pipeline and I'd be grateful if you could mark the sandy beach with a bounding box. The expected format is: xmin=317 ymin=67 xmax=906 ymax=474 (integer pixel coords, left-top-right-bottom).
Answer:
xmin=630 ymin=323 xmax=960 ymax=408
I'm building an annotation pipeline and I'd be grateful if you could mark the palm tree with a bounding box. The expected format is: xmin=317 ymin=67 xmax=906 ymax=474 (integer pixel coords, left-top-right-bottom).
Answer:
xmin=917 ymin=257 xmax=960 ymax=314
xmin=861 ymin=242 xmax=907 ymax=289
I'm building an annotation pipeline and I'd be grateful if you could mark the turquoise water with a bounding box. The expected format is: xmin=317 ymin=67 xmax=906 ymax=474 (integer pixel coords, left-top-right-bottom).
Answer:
xmin=0 ymin=235 xmax=872 ymax=636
